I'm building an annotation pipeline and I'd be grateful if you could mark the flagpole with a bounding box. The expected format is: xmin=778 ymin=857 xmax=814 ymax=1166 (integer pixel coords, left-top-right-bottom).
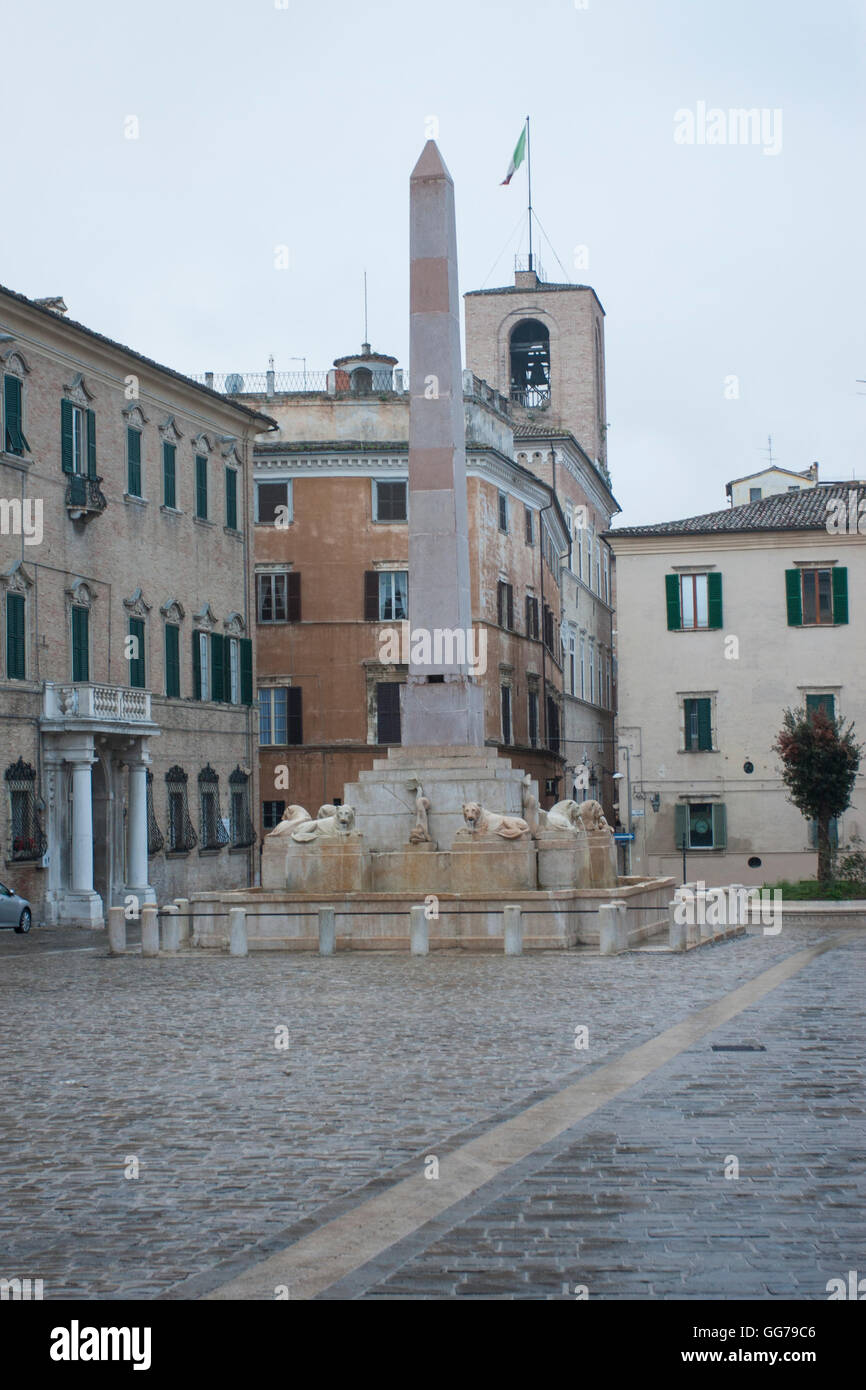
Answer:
xmin=526 ymin=115 xmax=533 ymax=272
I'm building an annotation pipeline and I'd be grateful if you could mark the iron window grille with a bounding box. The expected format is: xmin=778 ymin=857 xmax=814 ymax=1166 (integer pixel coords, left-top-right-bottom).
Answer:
xmin=145 ymin=770 xmax=164 ymax=855
xmin=198 ymin=765 xmax=229 ymax=849
xmin=5 ymin=758 xmax=46 ymax=861
xmin=165 ymin=765 xmax=198 ymax=852
xmin=228 ymin=766 xmax=256 ymax=847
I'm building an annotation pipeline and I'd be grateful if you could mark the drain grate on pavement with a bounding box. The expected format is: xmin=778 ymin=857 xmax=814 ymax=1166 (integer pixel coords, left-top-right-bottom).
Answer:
xmin=711 ymin=1043 xmax=767 ymax=1052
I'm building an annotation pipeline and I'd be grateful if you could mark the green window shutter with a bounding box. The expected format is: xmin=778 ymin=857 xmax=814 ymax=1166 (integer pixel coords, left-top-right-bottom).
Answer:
xmin=240 ymin=637 xmax=253 ymax=705
xmin=192 ymin=630 xmax=202 ymax=699
xmin=196 ymin=455 xmax=208 ymax=519
xmin=707 ymin=572 xmax=723 ymax=628
xmin=128 ymin=618 xmax=145 ymax=688
xmin=86 ymin=409 xmax=97 ymax=478
xmin=225 ymin=467 xmax=238 ymax=529
xmin=665 ymin=574 xmax=681 ymax=630
xmin=697 ymin=698 xmax=713 ymax=751
xmin=163 ymin=443 xmax=176 ymax=508
xmin=674 ymin=803 xmax=688 ymax=850
xmin=164 ymin=624 xmax=180 ymax=698
xmin=61 ymin=399 xmax=74 ymax=473
xmin=127 ymin=428 xmax=142 ymax=496
xmin=785 ymin=569 xmax=802 ymax=626
xmin=6 ymin=593 xmax=26 ymax=679
xmin=72 ymin=606 xmax=89 ymax=682
xmin=832 ymin=567 xmax=848 ymax=625
xmin=4 ymin=376 xmax=28 ymax=455
xmin=711 ymin=803 xmax=727 ymax=849
xmin=210 ymin=632 xmax=225 ymax=702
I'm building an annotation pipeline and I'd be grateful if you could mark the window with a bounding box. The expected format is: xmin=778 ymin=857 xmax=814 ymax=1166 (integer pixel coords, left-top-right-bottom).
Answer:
xmin=567 ymin=632 xmax=576 ymax=694
xmin=579 ymin=635 xmax=586 ymax=699
xmin=376 ymin=682 xmax=401 ymax=744
xmin=225 ymin=468 xmax=238 ymax=530
xmin=6 ymin=593 xmax=25 ymax=680
xmin=364 ymin=571 xmax=407 ymax=621
xmin=164 ymin=623 xmax=181 ymax=698
xmin=577 ymin=527 xmax=584 ymax=581
xmin=228 ymin=637 xmax=240 ymax=704
xmin=497 ymin=581 xmax=514 ymax=630
xmin=256 ymin=480 xmax=290 ymax=525
xmin=589 ymin=643 xmax=595 ymax=704
xmin=71 ymin=605 xmax=89 ymax=682
xmin=528 ymin=689 xmax=539 ymax=747
xmin=500 ymin=684 xmax=512 ymax=744
xmin=198 ymin=765 xmax=228 ymax=849
xmin=61 ymin=400 xmax=96 ymax=477
xmin=128 ymin=617 xmax=146 ymax=689
xmin=374 ymin=480 xmax=407 ymax=522
xmin=3 ymin=375 xmax=29 ymax=456
xmin=787 ymin=567 xmax=847 ymax=627
xmin=808 ymin=817 xmax=839 ymax=849
xmin=127 ymin=427 xmax=142 ymax=497
xmin=666 ymin=572 xmax=723 ymax=630
xmin=165 ymin=766 xmax=197 ymax=852
xmin=498 ymin=491 xmax=509 ymax=532
xmin=675 ymin=802 xmax=727 ymax=850
xmin=524 ymin=506 xmax=534 ymax=544
xmin=257 ymin=572 xmax=301 ymax=623
xmin=684 ymin=697 xmax=713 ymax=751
xmin=263 ymin=800 xmax=286 ymax=831
xmin=603 ymin=549 xmax=610 ymax=603
xmin=146 ymin=771 xmax=164 ymax=855
xmin=5 ymin=758 xmax=45 ymax=861
xmin=749 ymin=487 xmax=762 ymax=501
xmin=163 ymin=442 xmax=176 ymax=508
xmin=546 ymin=697 xmax=560 ymax=754
xmin=192 ymin=630 xmax=209 ymax=700
xmin=806 ymin=693 xmax=836 ymax=722
xmin=525 ymin=595 xmax=539 ymax=640
xmin=259 ymin=687 xmax=303 ymax=745
xmin=509 ymin=319 xmax=550 ymax=407
xmin=195 ymin=454 xmax=208 ymax=520
xmin=543 ymin=604 xmax=555 ymax=652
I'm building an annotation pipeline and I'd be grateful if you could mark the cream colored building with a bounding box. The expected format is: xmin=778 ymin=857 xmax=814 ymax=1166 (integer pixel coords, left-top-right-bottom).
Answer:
xmin=0 ymin=285 xmax=270 ymax=925
xmin=608 ymin=485 xmax=866 ymax=885
xmin=726 ymin=461 xmax=818 ymax=506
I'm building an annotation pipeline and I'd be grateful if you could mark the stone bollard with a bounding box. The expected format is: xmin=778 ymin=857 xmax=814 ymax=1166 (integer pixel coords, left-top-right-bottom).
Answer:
xmin=140 ymin=904 xmax=159 ymax=957
xmin=174 ymin=898 xmax=191 ymax=947
xmin=318 ymin=906 xmax=336 ymax=956
xmin=162 ymin=905 xmax=180 ymax=953
xmin=599 ymin=901 xmax=627 ymax=955
xmin=668 ymin=899 xmax=687 ymax=952
xmin=503 ymin=904 xmax=523 ymax=956
xmin=410 ymin=905 xmax=429 ymax=955
xmin=108 ymin=905 xmax=126 ymax=955
xmin=229 ymin=906 xmax=248 ymax=957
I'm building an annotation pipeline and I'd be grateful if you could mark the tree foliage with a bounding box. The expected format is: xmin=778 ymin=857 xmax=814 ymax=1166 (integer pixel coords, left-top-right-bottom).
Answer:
xmin=773 ymin=707 xmax=861 ymax=883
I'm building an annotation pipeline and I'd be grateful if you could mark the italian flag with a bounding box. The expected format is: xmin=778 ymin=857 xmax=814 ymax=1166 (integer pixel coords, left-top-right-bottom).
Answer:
xmin=501 ymin=124 xmax=527 ymax=185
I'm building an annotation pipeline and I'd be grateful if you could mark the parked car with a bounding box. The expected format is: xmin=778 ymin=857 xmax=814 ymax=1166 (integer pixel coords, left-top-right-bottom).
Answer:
xmin=0 ymin=880 xmax=32 ymax=933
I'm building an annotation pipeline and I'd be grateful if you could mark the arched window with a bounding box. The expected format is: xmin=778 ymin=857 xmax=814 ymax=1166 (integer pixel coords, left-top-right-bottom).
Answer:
xmin=509 ymin=319 xmax=550 ymax=408
xmin=350 ymin=367 xmax=373 ymax=396
xmin=228 ymin=766 xmax=256 ymax=848
xmin=198 ymin=765 xmax=229 ymax=850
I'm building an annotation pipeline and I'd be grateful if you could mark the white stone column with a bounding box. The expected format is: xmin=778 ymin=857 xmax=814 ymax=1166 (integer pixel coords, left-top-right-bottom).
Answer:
xmin=126 ymin=760 xmax=149 ymax=892
xmin=70 ymin=758 xmax=95 ymax=893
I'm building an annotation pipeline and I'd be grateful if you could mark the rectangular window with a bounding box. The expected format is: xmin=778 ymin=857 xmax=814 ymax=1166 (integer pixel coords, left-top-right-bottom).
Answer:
xmin=543 ymin=604 xmax=555 ymax=652
xmin=61 ymin=402 xmax=96 ymax=478
xmin=681 ymin=574 xmax=707 ymax=629
xmin=257 ymin=573 xmax=288 ymax=623
xmin=525 ymin=595 xmax=539 ymax=640
xmin=801 ymin=569 xmax=833 ymax=626
xmin=71 ymin=605 xmax=89 ymax=682
xmin=524 ymin=506 xmax=534 ymax=545
xmin=603 ymin=549 xmax=610 ymax=603
xmin=258 ymin=687 xmax=302 ymax=745
xmin=806 ymin=692 xmax=836 ymax=721
xmin=128 ymin=618 xmax=146 ymax=689
xmin=374 ymin=480 xmax=408 ymax=522
xmin=3 ymin=375 xmax=29 ymax=455
xmin=589 ymin=644 xmax=595 ymax=704
xmin=528 ymin=689 xmax=538 ymax=748
xmin=749 ymin=487 xmax=762 ymax=501
xmin=163 ymin=442 xmax=176 ymax=508
xmin=164 ymin=623 xmax=180 ymax=698
xmin=6 ymin=592 xmax=26 ymax=679
xmin=497 ymin=581 xmax=514 ymax=630
xmin=675 ymin=802 xmax=727 ymax=850
xmin=228 ymin=637 xmax=240 ymax=704
xmin=195 ymin=454 xmax=208 ymax=519
xmin=256 ymin=480 xmax=290 ymax=525
xmin=579 ymin=635 xmax=586 ymax=699
xmin=127 ymin=427 xmax=142 ymax=497
xmin=568 ymin=633 xmax=576 ymax=695
xmin=225 ymin=467 xmax=238 ymax=530
xmin=684 ymin=697 xmax=713 ymax=751
xmin=376 ymin=682 xmax=402 ymax=744
xmin=378 ymin=571 xmax=408 ymax=621
xmin=498 ymin=491 xmax=508 ymax=532
xmin=500 ymin=685 xmax=512 ymax=744
xmin=192 ymin=630 xmax=209 ymax=700
xmin=667 ymin=572 xmax=724 ymax=631
xmin=263 ymin=801 xmax=286 ymax=831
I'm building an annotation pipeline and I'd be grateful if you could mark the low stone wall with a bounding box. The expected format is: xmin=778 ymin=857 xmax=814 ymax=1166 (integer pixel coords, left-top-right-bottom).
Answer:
xmin=775 ymin=902 xmax=866 ymax=930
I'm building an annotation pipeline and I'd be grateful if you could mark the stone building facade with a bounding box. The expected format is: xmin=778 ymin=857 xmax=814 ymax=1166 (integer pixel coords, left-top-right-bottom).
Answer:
xmin=0 ymin=286 xmax=270 ymax=924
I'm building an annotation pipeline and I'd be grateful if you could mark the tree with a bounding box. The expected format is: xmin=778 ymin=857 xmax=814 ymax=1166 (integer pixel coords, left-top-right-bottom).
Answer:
xmin=773 ymin=707 xmax=862 ymax=884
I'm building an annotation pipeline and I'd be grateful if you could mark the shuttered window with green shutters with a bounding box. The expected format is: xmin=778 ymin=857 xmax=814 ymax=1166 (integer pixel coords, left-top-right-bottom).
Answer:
xmin=788 ymin=567 xmax=848 ymax=626
xmin=225 ymin=467 xmax=238 ymax=530
xmin=163 ymin=443 xmax=177 ymax=509
xmin=785 ymin=569 xmax=802 ymax=626
xmin=71 ymin=605 xmax=89 ymax=682
xmin=210 ymin=632 xmax=226 ymax=703
xmin=806 ymin=692 xmax=836 ymax=721
xmin=675 ymin=801 xmax=726 ymax=849
xmin=684 ymin=697 xmax=713 ymax=750
xmin=240 ymin=637 xmax=253 ymax=706
xmin=3 ymin=375 xmax=29 ymax=455
xmin=195 ymin=455 xmax=208 ymax=520
xmin=832 ymin=567 xmax=849 ymax=624
xmin=127 ymin=427 xmax=142 ymax=497
xmin=86 ymin=409 xmax=96 ymax=478
xmin=192 ymin=630 xmax=207 ymax=700
xmin=666 ymin=573 xmax=723 ymax=630
xmin=128 ymin=618 xmax=146 ymax=689
xmin=6 ymin=593 xmax=26 ymax=679
xmin=61 ymin=400 xmax=94 ymax=475
xmin=164 ymin=624 xmax=180 ymax=698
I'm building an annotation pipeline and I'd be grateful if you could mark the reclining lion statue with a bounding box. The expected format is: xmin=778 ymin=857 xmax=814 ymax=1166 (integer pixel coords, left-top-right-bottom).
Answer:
xmin=576 ymin=799 xmax=610 ymax=832
xmin=292 ymin=804 xmax=357 ymax=842
xmin=545 ymin=799 xmax=584 ymax=833
xmin=268 ymin=804 xmax=314 ymax=836
xmin=461 ymin=801 xmax=529 ymax=840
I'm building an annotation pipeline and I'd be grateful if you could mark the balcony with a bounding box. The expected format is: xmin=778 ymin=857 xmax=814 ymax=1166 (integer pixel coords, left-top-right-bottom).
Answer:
xmin=65 ymin=474 xmax=107 ymax=520
xmin=42 ymin=683 xmax=158 ymax=732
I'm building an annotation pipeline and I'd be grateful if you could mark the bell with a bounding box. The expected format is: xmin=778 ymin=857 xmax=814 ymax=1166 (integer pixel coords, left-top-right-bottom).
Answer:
xmin=528 ymin=356 xmax=548 ymax=386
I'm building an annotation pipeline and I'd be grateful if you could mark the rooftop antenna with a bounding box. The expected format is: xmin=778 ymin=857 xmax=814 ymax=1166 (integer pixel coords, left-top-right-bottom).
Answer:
xmin=363 ymin=270 xmax=369 ymax=351
xmin=760 ymin=434 xmax=776 ymax=468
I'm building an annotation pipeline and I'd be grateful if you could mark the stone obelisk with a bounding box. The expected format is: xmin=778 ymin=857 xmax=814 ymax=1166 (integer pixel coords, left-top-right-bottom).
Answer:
xmin=400 ymin=140 xmax=485 ymax=747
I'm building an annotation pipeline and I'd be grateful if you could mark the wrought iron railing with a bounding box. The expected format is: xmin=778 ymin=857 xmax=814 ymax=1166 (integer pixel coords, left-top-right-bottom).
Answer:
xmin=65 ymin=474 xmax=107 ymax=515
xmin=146 ymin=771 xmax=164 ymax=856
xmin=510 ymin=385 xmax=551 ymax=408
xmin=5 ymin=758 xmax=47 ymax=861
xmin=195 ymin=369 xmax=397 ymax=395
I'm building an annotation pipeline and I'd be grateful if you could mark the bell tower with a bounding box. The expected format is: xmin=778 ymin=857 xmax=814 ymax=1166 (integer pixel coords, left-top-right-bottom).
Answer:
xmin=464 ymin=266 xmax=608 ymax=467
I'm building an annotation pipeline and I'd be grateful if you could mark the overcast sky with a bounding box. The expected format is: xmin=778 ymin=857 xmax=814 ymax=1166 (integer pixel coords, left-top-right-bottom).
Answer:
xmin=4 ymin=0 xmax=863 ymax=525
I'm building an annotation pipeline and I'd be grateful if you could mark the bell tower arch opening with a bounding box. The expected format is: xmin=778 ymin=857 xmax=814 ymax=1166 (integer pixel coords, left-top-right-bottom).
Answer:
xmin=509 ymin=318 xmax=550 ymax=408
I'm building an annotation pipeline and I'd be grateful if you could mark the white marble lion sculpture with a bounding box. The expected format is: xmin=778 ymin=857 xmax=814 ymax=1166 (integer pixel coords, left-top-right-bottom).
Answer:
xmin=268 ymin=804 xmax=313 ymax=836
xmin=545 ymin=799 xmax=584 ymax=833
xmin=461 ymin=801 xmax=529 ymax=840
xmin=291 ymin=804 xmax=356 ymax=842
xmin=576 ymin=799 xmax=610 ymax=832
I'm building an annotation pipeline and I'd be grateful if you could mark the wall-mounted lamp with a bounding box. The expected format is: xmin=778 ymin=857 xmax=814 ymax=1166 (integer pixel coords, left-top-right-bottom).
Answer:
xmin=650 ymin=792 xmax=661 ymax=813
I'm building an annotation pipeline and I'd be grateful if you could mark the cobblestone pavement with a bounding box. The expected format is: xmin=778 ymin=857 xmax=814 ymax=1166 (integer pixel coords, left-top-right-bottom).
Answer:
xmin=0 ymin=923 xmax=861 ymax=1299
